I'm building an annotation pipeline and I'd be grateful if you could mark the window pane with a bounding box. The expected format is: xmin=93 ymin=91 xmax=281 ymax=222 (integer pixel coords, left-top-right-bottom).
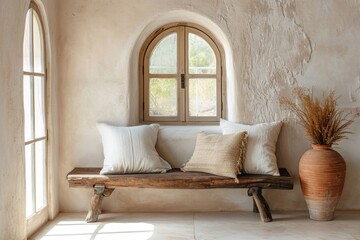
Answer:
xmin=25 ymin=144 xmax=35 ymax=217
xmin=24 ymin=75 xmax=34 ymax=142
xmin=34 ymin=76 xmax=45 ymax=138
xmin=149 ymin=78 xmax=177 ymax=116
xmin=150 ymin=33 xmax=177 ymax=74
xmin=23 ymin=10 xmax=32 ymax=72
xmin=35 ymin=140 xmax=46 ymax=210
xmin=189 ymin=78 xmax=217 ymax=117
xmin=33 ymin=12 xmax=44 ymax=73
xmin=188 ymin=33 xmax=216 ymax=74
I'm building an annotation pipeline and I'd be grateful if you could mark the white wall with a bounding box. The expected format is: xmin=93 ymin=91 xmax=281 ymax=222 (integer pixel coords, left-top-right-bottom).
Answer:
xmin=1 ymin=0 xmax=357 ymax=237
xmin=57 ymin=0 xmax=360 ymax=213
xmin=0 ymin=0 xmax=58 ymax=239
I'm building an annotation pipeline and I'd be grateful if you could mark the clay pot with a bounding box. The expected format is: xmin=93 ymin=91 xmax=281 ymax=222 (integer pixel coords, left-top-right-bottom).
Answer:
xmin=299 ymin=144 xmax=346 ymax=221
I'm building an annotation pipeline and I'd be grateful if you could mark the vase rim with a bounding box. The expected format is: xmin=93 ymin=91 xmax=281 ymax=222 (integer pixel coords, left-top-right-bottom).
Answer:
xmin=312 ymin=144 xmax=332 ymax=150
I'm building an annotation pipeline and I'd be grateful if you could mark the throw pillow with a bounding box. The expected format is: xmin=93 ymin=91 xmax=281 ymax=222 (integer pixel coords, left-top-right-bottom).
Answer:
xmin=181 ymin=131 xmax=248 ymax=180
xmin=97 ymin=123 xmax=171 ymax=174
xmin=220 ymin=119 xmax=282 ymax=176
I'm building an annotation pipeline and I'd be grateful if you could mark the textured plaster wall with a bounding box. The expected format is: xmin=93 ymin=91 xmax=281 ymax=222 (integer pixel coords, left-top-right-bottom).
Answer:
xmin=0 ymin=0 xmax=58 ymax=239
xmin=0 ymin=2 xmax=27 ymax=238
xmin=58 ymin=0 xmax=360 ymax=213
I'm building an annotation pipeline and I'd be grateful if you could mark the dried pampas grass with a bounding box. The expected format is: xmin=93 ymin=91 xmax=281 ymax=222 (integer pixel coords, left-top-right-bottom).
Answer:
xmin=279 ymin=87 xmax=353 ymax=146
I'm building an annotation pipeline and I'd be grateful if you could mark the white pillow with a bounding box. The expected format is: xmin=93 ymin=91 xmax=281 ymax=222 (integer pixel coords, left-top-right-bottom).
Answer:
xmin=220 ymin=119 xmax=282 ymax=176
xmin=97 ymin=123 xmax=171 ymax=174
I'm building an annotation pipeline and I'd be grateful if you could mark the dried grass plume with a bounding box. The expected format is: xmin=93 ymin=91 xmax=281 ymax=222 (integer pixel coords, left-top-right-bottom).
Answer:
xmin=279 ymin=87 xmax=353 ymax=146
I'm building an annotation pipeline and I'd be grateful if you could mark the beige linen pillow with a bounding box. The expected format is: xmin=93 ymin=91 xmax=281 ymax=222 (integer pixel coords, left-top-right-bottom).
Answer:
xmin=181 ymin=131 xmax=248 ymax=180
xmin=220 ymin=119 xmax=282 ymax=176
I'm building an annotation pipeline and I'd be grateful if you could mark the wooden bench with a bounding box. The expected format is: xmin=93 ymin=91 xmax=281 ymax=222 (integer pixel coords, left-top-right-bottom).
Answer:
xmin=67 ymin=167 xmax=293 ymax=223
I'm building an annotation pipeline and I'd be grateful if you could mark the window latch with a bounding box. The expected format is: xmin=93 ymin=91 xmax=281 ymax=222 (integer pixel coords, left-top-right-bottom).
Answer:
xmin=181 ymin=74 xmax=185 ymax=89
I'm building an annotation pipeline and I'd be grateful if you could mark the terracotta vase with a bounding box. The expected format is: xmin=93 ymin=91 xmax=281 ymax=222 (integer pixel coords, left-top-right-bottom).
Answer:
xmin=299 ymin=144 xmax=346 ymax=221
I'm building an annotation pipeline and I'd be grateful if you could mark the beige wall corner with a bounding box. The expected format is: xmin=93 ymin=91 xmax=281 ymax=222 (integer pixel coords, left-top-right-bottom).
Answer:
xmin=0 ymin=0 xmax=59 ymax=238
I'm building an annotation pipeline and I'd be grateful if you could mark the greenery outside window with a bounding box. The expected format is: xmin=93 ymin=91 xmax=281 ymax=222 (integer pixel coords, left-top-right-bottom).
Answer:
xmin=140 ymin=23 xmax=224 ymax=124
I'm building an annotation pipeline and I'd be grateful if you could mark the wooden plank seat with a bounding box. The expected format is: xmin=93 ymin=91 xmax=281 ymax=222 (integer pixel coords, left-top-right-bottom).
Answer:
xmin=67 ymin=168 xmax=293 ymax=223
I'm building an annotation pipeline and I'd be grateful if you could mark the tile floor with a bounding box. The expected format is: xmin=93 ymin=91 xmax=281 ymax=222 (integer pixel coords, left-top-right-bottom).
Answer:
xmin=31 ymin=211 xmax=360 ymax=240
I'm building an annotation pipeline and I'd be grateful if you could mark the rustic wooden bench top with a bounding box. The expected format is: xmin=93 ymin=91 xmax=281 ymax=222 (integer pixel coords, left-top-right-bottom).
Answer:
xmin=67 ymin=167 xmax=293 ymax=189
xmin=67 ymin=167 xmax=293 ymax=223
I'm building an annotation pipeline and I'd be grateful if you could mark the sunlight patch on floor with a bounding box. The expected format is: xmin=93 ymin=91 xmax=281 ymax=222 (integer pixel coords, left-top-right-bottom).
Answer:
xmin=35 ymin=222 xmax=154 ymax=240
xmin=31 ymin=211 xmax=360 ymax=240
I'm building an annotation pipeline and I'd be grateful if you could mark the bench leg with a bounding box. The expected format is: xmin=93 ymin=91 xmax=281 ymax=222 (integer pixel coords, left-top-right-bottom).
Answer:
xmin=253 ymin=198 xmax=259 ymax=213
xmin=99 ymin=187 xmax=115 ymax=215
xmin=85 ymin=185 xmax=114 ymax=223
xmin=248 ymin=187 xmax=272 ymax=222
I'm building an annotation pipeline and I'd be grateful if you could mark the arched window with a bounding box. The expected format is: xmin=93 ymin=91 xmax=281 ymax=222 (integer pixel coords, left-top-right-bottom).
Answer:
xmin=140 ymin=23 xmax=224 ymax=124
xmin=23 ymin=3 xmax=47 ymax=220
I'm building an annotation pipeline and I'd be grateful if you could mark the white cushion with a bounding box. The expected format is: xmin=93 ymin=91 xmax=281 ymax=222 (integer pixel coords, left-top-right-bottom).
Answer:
xmin=156 ymin=125 xmax=222 ymax=168
xmin=220 ymin=119 xmax=282 ymax=176
xmin=97 ymin=123 xmax=171 ymax=174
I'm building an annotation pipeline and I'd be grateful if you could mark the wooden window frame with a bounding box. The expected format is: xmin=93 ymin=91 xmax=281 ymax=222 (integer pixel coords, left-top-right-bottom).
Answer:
xmin=139 ymin=22 xmax=226 ymax=125
xmin=23 ymin=1 xmax=48 ymax=228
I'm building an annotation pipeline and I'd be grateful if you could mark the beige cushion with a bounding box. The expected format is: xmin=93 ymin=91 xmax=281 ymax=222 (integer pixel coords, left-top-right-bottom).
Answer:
xmin=181 ymin=131 xmax=248 ymax=180
xmin=220 ymin=119 xmax=282 ymax=176
xmin=156 ymin=125 xmax=222 ymax=168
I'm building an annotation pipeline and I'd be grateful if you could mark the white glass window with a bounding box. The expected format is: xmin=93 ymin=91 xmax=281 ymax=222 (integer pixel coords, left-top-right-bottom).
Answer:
xmin=141 ymin=24 xmax=223 ymax=123
xmin=23 ymin=6 xmax=47 ymax=218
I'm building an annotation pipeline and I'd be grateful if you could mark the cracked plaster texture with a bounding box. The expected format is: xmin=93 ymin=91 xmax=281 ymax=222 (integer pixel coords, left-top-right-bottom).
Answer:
xmin=1 ymin=1 xmax=360 ymax=238
xmin=57 ymin=0 xmax=360 ymax=214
